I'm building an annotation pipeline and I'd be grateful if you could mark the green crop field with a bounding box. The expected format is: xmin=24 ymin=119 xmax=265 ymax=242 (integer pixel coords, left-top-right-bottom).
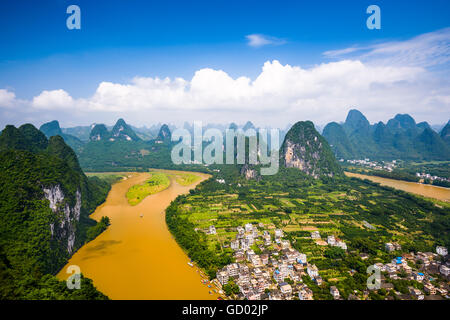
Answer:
xmin=126 ymin=172 xmax=170 ymax=205
xmin=170 ymin=172 xmax=201 ymax=186
xmin=165 ymin=165 xmax=449 ymax=299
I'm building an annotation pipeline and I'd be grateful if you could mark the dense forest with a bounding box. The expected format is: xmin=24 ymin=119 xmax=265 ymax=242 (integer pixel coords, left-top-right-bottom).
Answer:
xmin=0 ymin=124 xmax=112 ymax=299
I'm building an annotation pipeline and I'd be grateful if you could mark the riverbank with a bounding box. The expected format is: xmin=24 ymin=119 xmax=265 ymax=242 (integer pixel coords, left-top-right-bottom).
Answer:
xmin=57 ymin=170 xmax=220 ymax=299
xmin=345 ymin=171 xmax=450 ymax=202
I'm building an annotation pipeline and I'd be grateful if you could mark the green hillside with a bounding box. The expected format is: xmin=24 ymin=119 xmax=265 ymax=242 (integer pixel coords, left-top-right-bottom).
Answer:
xmin=323 ymin=110 xmax=450 ymax=160
xmin=0 ymin=124 xmax=112 ymax=299
xmin=280 ymin=121 xmax=343 ymax=178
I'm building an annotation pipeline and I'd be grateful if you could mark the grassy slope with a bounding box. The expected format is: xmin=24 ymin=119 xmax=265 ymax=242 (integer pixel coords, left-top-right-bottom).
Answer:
xmin=126 ymin=172 xmax=170 ymax=205
xmin=169 ymin=172 xmax=201 ymax=186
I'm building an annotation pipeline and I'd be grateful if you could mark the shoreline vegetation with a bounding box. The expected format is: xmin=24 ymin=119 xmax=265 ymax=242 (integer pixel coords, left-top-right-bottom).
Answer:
xmin=169 ymin=172 xmax=202 ymax=186
xmin=84 ymin=173 xmax=124 ymax=242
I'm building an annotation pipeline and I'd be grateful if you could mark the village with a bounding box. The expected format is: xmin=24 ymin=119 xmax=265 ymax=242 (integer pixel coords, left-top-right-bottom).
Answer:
xmin=212 ymin=223 xmax=450 ymax=300
xmin=344 ymin=159 xmax=450 ymax=184
xmin=344 ymin=159 xmax=397 ymax=172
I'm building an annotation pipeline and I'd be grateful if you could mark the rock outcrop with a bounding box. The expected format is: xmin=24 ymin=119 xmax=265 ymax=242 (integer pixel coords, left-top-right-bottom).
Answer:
xmin=43 ymin=185 xmax=81 ymax=254
xmin=280 ymin=121 xmax=343 ymax=178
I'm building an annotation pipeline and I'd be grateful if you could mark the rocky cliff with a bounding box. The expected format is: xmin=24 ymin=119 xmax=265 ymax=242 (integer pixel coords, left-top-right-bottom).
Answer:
xmin=280 ymin=121 xmax=343 ymax=178
xmin=43 ymin=185 xmax=81 ymax=254
xmin=0 ymin=123 xmax=111 ymax=274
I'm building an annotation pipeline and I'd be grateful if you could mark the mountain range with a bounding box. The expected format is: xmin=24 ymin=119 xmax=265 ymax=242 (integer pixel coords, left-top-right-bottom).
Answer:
xmin=322 ymin=110 xmax=450 ymax=161
xmin=25 ymin=112 xmax=450 ymax=173
xmin=39 ymin=120 xmax=84 ymax=153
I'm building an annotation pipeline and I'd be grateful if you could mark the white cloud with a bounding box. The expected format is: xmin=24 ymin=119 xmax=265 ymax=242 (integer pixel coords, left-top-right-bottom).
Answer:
xmin=0 ymin=89 xmax=16 ymax=108
xmin=15 ymin=59 xmax=447 ymax=126
xmin=32 ymin=89 xmax=75 ymax=110
xmin=246 ymin=34 xmax=286 ymax=48
xmin=1 ymin=29 xmax=449 ymax=127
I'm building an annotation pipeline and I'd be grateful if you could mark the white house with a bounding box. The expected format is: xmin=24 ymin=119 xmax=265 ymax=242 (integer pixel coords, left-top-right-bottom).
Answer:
xmin=307 ymin=264 xmax=319 ymax=279
xmin=281 ymin=240 xmax=290 ymax=249
xmin=385 ymin=243 xmax=395 ymax=252
xmin=413 ymin=272 xmax=425 ymax=282
xmin=336 ymin=241 xmax=347 ymax=250
xmin=330 ymin=286 xmax=340 ymax=299
xmin=298 ymin=288 xmax=313 ymax=300
xmin=280 ymin=283 xmax=292 ymax=295
xmin=436 ymin=246 xmax=448 ymax=256
xmin=217 ymin=270 xmax=229 ymax=285
xmin=230 ymin=240 xmax=239 ymax=250
xmin=440 ymin=265 xmax=450 ymax=277
xmin=240 ymin=239 xmax=250 ymax=251
xmin=226 ymin=263 xmax=239 ymax=277
xmin=311 ymin=231 xmax=321 ymax=239
xmin=385 ymin=263 xmax=397 ymax=274
xmin=327 ymin=235 xmax=336 ymax=246
xmin=409 ymin=287 xmax=424 ymax=300
xmin=297 ymin=253 xmax=307 ymax=265
xmin=246 ymin=249 xmax=255 ymax=261
xmin=275 ymin=229 xmax=283 ymax=238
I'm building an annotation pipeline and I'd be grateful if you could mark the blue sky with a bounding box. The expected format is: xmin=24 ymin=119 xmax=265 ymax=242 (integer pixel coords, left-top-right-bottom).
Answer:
xmin=0 ymin=0 xmax=449 ymax=127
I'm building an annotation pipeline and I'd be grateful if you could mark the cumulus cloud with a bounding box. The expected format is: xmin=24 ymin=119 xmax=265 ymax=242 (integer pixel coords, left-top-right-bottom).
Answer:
xmin=1 ymin=29 xmax=449 ymax=127
xmin=11 ymin=59 xmax=447 ymax=126
xmin=0 ymin=89 xmax=17 ymax=108
xmin=32 ymin=89 xmax=75 ymax=110
xmin=246 ymin=34 xmax=286 ymax=48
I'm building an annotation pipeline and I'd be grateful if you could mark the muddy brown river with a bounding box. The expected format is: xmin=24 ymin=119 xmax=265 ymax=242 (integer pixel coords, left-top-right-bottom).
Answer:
xmin=57 ymin=170 xmax=218 ymax=300
xmin=345 ymin=172 xmax=450 ymax=202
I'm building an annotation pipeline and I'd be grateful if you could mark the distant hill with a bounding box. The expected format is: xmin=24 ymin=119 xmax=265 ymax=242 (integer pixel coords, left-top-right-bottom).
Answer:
xmin=322 ymin=110 xmax=450 ymax=160
xmin=440 ymin=121 xmax=450 ymax=146
xmin=243 ymin=121 xmax=256 ymax=132
xmin=229 ymin=122 xmax=238 ymax=130
xmin=89 ymin=124 xmax=111 ymax=141
xmin=88 ymin=119 xmax=142 ymax=142
xmin=40 ymin=120 xmax=63 ymax=137
xmin=280 ymin=121 xmax=343 ymax=178
xmin=130 ymin=125 xmax=155 ymax=141
xmin=79 ymin=121 xmax=174 ymax=171
xmin=39 ymin=120 xmax=84 ymax=153
xmin=111 ymin=118 xmax=141 ymax=141
xmin=157 ymin=124 xmax=171 ymax=141
xmin=322 ymin=122 xmax=354 ymax=160
xmin=62 ymin=125 xmax=94 ymax=142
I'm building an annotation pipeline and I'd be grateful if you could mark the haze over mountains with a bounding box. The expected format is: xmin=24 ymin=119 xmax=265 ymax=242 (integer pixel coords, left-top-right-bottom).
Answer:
xmin=39 ymin=120 xmax=84 ymax=153
xmin=323 ymin=110 xmax=450 ymax=161
xmin=29 ymin=109 xmax=450 ymax=173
